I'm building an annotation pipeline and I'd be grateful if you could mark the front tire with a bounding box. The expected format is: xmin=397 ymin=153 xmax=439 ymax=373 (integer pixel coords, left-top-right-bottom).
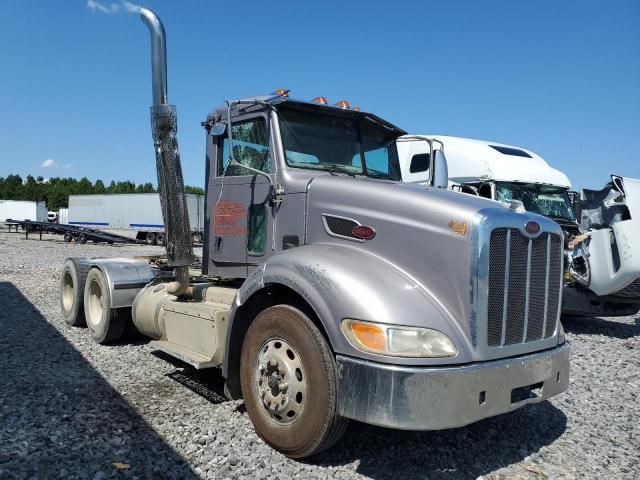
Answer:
xmin=84 ymin=268 xmax=126 ymax=344
xmin=240 ymin=305 xmax=348 ymax=458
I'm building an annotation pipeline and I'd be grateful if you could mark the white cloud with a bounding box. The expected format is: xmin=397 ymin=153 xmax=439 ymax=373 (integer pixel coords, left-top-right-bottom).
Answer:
xmin=87 ymin=0 xmax=119 ymax=14
xmin=87 ymin=0 xmax=141 ymax=15
xmin=41 ymin=159 xmax=71 ymax=169
xmin=122 ymin=1 xmax=141 ymax=13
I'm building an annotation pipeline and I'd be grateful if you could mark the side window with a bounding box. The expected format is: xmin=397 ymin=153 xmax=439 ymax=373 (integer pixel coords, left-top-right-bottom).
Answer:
xmin=217 ymin=118 xmax=271 ymax=176
xmin=363 ymin=146 xmax=388 ymax=174
xmin=410 ymin=153 xmax=430 ymax=173
xmin=247 ymin=204 xmax=266 ymax=256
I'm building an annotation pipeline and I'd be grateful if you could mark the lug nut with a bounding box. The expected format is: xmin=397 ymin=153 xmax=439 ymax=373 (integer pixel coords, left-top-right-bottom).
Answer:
xmin=279 ymin=382 xmax=288 ymax=392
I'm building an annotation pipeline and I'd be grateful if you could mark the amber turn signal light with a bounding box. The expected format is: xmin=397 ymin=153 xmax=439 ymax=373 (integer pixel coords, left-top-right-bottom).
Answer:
xmin=272 ymin=88 xmax=290 ymax=97
xmin=348 ymin=321 xmax=386 ymax=351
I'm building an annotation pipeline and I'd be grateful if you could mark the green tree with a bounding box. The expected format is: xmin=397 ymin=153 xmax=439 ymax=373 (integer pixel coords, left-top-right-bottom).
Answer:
xmin=185 ymin=185 xmax=204 ymax=195
xmin=94 ymin=179 xmax=106 ymax=194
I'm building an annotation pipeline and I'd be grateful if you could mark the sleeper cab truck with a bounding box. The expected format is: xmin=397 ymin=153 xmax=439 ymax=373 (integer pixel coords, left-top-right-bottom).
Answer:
xmin=58 ymin=8 xmax=569 ymax=459
xmin=396 ymin=135 xmax=640 ymax=317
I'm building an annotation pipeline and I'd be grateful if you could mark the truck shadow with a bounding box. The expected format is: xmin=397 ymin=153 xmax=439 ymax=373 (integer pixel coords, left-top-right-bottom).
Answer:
xmin=312 ymin=401 xmax=567 ymax=479
xmin=561 ymin=315 xmax=640 ymax=339
xmin=153 ymin=351 xmax=229 ymax=405
xmin=0 ymin=281 xmax=199 ymax=480
xmin=155 ymin=351 xmax=567 ymax=479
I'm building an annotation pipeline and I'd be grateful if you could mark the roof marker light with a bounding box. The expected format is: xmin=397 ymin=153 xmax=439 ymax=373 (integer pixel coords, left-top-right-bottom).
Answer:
xmin=312 ymin=96 xmax=328 ymax=104
xmin=334 ymin=100 xmax=350 ymax=109
xmin=272 ymin=88 xmax=290 ymax=97
xmin=352 ymin=106 xmax=361 ymax=111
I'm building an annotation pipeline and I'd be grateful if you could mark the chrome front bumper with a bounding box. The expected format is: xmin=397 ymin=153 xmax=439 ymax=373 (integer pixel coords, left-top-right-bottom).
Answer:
xmin=336 ymin=342 xmax=570 ymax=430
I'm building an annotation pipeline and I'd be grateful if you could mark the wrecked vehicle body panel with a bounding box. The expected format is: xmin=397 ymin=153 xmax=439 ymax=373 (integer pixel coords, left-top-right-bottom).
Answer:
xmin=396 ymin=135 xmax=640 ymax=317
xmin=568 ymin=176 xmax=640 ymax=299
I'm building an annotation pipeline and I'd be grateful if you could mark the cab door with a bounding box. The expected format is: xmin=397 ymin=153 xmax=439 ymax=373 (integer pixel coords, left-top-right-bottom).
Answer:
xmin=208 ymin=115 xmax=274 ymax=278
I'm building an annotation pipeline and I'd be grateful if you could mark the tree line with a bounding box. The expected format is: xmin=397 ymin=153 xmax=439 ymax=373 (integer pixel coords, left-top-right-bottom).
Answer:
xmin=0 ymin=174 xmax=205 ymax=211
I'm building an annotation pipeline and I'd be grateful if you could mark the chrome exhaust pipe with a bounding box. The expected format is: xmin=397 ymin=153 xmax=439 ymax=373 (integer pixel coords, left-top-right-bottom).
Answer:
xmin=140 ymin=8 xmax=167 ymax=106
xmin=140 ymin=7 xmax=192 ymax=296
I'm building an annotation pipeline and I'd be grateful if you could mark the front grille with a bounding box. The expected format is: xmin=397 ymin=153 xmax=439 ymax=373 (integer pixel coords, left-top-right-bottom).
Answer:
xmin=487 ymin=228 xmax=562 ymax=347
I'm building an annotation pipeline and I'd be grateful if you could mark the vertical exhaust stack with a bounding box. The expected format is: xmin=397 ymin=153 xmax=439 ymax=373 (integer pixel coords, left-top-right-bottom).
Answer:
xmin=140 ymin=8 xmax=193 ymax=295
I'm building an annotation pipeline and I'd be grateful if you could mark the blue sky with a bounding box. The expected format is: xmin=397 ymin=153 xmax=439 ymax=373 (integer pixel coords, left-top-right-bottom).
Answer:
xmin=0 ymin=0 xmax=638 ymax=190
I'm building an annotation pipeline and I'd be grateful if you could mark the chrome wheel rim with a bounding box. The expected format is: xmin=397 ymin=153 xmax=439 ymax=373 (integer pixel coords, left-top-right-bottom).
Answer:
xmin=61 ymin=271 xmax=74 ymax=312
xmin=86 ymin=278 xmax=104 ymax=329
xmin=255 ymin=337 xmax=306 ymax=424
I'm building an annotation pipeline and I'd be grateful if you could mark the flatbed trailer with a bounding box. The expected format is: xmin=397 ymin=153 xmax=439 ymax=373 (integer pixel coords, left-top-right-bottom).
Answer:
xmin=5 ymin=219 xmax=143 ymax=245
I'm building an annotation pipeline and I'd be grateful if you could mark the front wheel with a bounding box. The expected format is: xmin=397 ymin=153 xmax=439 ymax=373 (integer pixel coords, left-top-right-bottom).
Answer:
xmin=240 ymin=305 xmax=348 ymax=458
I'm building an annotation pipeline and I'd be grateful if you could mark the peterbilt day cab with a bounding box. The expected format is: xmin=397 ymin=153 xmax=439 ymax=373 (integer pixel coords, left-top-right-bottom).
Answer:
xmin=397 ymin=135 xmax=640 ymax=318
xmin=59 ymin=8 xmax=570 ymax=458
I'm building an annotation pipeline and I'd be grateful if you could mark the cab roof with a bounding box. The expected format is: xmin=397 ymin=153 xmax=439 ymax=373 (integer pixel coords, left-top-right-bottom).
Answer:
xmin=206 ymin=94 xmax=406 ymax=136
xmin=402 ymin=134 xmax=571 ymax=188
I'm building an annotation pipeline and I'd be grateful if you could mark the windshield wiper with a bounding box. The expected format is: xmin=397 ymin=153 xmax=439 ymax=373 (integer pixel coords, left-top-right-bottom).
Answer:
xmin=327 ymin=165 xmax=356 ymax=177
xmin=547 ymin=214 xmax=576 ymax=223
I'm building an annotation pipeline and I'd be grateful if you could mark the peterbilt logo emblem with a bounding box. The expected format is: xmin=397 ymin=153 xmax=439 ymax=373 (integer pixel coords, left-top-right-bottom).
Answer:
xmin=351 ymin=225 xmax=376 ymax=240
xmin=525 ymin=221 xmax=541 ymax=235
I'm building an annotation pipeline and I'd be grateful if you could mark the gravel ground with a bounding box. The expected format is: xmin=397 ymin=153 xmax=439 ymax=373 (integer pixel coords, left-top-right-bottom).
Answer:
xmin=0 ymin=228 xmax=639 ymax=480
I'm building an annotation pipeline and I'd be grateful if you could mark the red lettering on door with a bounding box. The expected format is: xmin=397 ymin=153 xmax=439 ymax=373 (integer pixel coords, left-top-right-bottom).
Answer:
xmin=213 ymin=201 xmax=247 ymax=235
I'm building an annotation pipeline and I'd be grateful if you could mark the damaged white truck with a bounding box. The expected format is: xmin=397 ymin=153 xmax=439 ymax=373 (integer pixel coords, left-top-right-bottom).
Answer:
xmin=398 ymin=135 xmax=640 ymax=317
xmin=59 ymin=9 xmax=570 ymax=458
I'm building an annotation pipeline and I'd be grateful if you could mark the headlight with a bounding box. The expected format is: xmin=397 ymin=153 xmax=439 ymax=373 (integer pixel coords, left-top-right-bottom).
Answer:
xmin=341 ymin=319 xmax=457 ymax=358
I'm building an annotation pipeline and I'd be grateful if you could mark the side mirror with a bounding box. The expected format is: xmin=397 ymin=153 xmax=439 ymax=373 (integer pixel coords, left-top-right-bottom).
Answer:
xmin=209 ymin=122 xmax=227 ymax=136
xmin=567 ymin=190 xmax=582 ymax=220
xmin=431 ymin=150 xmax=448 ymax=189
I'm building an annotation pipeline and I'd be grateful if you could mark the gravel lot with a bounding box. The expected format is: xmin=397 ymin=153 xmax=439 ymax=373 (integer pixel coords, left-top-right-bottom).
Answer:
xmin=1 ymin=228 xmax=639 ymax=479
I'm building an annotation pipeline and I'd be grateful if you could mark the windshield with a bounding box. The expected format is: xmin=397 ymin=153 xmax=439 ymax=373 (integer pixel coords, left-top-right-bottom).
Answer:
xmin=278 ymin=107 xmax=401 ymax=180
xmin=495 ymin=182 xmax=575 ymax=221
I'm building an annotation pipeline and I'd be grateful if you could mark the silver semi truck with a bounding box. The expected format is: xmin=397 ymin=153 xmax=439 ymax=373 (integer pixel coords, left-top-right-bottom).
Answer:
xmin=68 ymin=193 xmax=205 ymax=244
xmin=59 ymin=8 xmax=570 ymax=458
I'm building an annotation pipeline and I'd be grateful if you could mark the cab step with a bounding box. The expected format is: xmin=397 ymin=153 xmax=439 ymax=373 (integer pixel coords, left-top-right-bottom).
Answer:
xmin=150 ymin=340 xmax=220 ymax=369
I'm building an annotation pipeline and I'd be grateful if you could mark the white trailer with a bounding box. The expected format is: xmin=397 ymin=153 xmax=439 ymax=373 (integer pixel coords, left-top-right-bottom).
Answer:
xmin=68 ymin=193 xmax=204 ymax=244
xmin=58 ymin=208 xmax=69 ymax=225
xmin=0 ymin=200 xmax=48 ymax=223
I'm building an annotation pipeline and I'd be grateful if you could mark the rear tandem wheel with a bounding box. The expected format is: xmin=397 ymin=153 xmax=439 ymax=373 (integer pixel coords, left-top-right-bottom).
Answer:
xmin=84 ymin=267 xmax=127 ymax=344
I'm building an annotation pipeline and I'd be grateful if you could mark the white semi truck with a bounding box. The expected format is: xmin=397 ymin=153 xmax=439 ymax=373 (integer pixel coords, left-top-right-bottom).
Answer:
xmin=68 ymin=193 xmax=204 ymax=244
xmin=398 ymin=135 xmax=640 ymax=317
xmin=58 ymin=8 xmax=570 ymax=458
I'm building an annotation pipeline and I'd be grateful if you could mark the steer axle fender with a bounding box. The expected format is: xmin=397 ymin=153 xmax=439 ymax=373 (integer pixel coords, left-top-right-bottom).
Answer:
xmin=222 ymin=244 xmax=475 ymax=385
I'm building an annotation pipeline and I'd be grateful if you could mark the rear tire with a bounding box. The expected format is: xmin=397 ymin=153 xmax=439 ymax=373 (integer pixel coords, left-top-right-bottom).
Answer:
xmin=240 ymin=305 xmax=348 ymax=458
xmin=78 ymin=234 xmax=87 ymax=244
xmin=155 ymin=232 xmax=166 ymax=246
xmin=145 ymin=232 xmax=156 ymax=245
xmin=84 ymin=268 xmax=126 ymax=344
xmin=59 ymin=258 xmax=90 ymax=327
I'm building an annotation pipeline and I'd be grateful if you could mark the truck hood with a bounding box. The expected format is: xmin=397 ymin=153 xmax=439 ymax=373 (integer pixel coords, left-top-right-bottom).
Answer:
xmin=305 ymin=175 xmax=555 ymax=362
